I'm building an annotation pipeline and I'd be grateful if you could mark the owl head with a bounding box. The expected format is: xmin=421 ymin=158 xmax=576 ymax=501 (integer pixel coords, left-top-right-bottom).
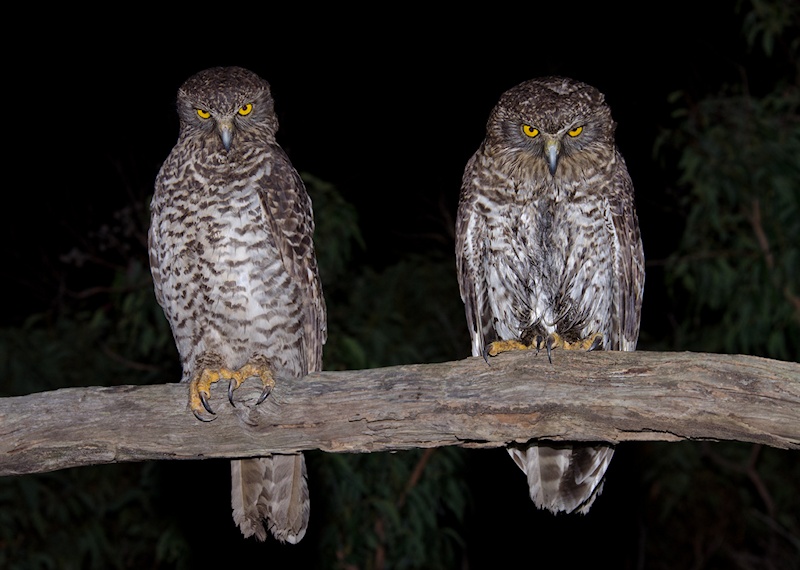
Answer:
xmin=175 ymin=66 xmax=278 ymax=152
xmin=486 ymin=76 xmax=617 ymax=177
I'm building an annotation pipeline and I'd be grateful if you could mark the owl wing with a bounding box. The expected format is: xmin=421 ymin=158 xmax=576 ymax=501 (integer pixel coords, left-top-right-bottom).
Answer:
xmin=455 ymin=148 xmax=495 ymax=358
xmin=256 ymin=145 xmax=327 ymax=374
xmin=234 ymin=145 xmax=323 ymax=544
xmin=608 ymin=151 xmax=645 ymax=352
xmin=147 ymin=160 xmax=175 ymax=318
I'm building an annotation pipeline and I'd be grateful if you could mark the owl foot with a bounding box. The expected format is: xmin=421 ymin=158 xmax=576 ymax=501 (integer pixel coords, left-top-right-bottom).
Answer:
xmin=586 ymin=333 xmax=604 ymax=351
xmin=226 ymin=360 xmax=275 ymax=407
xmin=560 ymin=332 xmax=604 ymax=352
xmin=485 ymin=339 xmax=530 ymax=358
xmin=189 ymin=366 xmax=239 ymax=422
xmin=188 ymin=359 xmax=276 ymax=421
xmin=485 ymin=332 xmax=604 ymax=365
xmin=485 ymin=334 xmax=563 ymax=362
xmin=537 ymin=331 xmax=604 ymax=362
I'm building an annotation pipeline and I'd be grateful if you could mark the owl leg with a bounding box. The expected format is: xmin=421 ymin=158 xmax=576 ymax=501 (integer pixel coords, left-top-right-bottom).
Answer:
xmin=227 ymin=355 xmax=276 ymax=407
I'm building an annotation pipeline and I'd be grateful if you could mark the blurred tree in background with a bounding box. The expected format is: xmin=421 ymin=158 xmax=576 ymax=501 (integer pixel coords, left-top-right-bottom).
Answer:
xmin=658 ymin=5 xmax=799 ymax=360
xmin=1 ymin=1 xmax=798 ymax=568
xmin=643 ymin=1 xmax=799 ymax=568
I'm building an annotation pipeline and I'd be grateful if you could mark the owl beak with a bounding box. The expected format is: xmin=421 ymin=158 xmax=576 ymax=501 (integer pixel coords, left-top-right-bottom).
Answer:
xmin=545 ymin=138 xmax=559 ymax=176
xmin=217 ymin=120 xmax=234 ymax=151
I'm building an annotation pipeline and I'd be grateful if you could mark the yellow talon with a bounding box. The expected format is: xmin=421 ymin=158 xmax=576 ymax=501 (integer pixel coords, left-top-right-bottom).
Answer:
xmin=486 ymin=339 xmax=531 ymax=356
xmin=485 ymin=332 xmax=604 ymax=364
xmin=189 ymin=367 xmax=237 ymax=421
xmin=561 ymin=332 xmax=603 ymax=351
xmin=187 ymin=358 xmax=277 ymax=421
xmin=227 ymin=362 xmax=275 ymax=406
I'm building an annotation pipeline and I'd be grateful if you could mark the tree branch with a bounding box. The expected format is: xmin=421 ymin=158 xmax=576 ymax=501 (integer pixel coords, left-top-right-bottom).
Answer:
xmin=1 ymin=350 xmax=798 ymax=477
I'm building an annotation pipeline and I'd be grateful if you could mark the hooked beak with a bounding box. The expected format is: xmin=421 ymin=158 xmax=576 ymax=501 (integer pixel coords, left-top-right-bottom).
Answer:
xmin=218 ymin=120 xmax=234 ymax=151
xmin=544 ymin=138 xmax=559 ymax=176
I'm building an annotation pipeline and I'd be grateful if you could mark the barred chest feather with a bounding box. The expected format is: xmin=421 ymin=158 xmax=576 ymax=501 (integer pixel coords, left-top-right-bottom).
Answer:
xmin=480 ymin=172 xmax=615 ymax=346
xmin=151 ymin=158 xmax=304 ymax=381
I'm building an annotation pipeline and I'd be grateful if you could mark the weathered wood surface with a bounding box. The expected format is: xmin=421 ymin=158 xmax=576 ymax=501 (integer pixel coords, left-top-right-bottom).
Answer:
xmin=1 ymin=350 xmax=798 ymax=476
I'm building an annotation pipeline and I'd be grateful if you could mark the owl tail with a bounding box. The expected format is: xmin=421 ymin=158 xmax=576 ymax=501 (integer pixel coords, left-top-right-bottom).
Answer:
xmin=507 ymin=443 xmax=614 ymax=514
xmin=231 ymin=454 xmax=310 ymax=543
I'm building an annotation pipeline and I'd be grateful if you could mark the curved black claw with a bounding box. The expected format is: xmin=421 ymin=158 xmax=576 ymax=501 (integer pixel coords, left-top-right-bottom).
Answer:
xmin=481 ymin=343 xmax=491 ymax=364
xmin=587 ymin=335 xmax=604 ymax=352
xmin=533 ymin=334 xmax=545 ymax=357
xmin=256 ymin=385 xmax=272 ymax=405
xmin=228 ymin=379 xmax=237 ymax=406
xmin=545 ymin=336 xmax=554 ymax=364
xmin=200 ymin=391 xmax=216 ymax=416
xmin=193 ymin=408 xmax=216 ymax=422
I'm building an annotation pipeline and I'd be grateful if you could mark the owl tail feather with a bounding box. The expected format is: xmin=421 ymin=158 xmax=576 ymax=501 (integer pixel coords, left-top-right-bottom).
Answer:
xmin=264 ymin=453 xmax=310 ymax=544
xmin=508 ymin=442 xmax=614 ymax=514
xmin=231 ymin=458 xmax=271 ymax=541
xmin=231 ymin=455 xmax=310 ymax=543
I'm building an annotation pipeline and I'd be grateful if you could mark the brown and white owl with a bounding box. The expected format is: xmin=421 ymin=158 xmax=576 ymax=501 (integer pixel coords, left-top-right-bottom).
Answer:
xmin=149 ymin=66 xmax=326 ymax=542
xmin=455 ymin=76 xmax=644 ymax=513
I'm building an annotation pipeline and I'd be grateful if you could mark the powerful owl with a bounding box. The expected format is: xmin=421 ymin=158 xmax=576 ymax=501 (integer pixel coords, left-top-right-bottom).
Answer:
xmin=455 ymin=77 xmax=644 ymax=514
xmin=148 ymin=66 xmax=326 ymax=542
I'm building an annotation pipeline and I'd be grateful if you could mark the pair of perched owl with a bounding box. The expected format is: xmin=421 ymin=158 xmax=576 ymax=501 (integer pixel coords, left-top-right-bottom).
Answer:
xmin=148 ymin=67 xmax=644 ymax=542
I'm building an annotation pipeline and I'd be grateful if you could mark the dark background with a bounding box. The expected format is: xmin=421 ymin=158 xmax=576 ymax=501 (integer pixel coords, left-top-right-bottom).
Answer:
xmin=3 ymin=4 xmax=797 ymax=569
xmin=5 ymin=4 xmax=748 ymax=326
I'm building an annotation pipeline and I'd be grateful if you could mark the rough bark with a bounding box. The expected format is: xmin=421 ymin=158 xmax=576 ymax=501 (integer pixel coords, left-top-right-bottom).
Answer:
xmin=1 ymin=350 xmax=798 ymax=476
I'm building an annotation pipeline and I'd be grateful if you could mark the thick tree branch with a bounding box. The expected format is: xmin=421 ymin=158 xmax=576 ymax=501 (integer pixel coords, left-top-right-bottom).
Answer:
xmin=1 ymin=350 xmax=798 ymax=477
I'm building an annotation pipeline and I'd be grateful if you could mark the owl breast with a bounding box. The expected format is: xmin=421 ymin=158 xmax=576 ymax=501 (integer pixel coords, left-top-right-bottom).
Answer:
xmin=484 ymin=176 xmax=615 ymax=347
xmin=152 ymin=161 xmax=304 ymax=381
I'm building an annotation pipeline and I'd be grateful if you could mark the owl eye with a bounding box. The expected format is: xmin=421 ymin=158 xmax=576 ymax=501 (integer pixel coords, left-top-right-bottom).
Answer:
xmin=568 ymin=126 xmax=584 ymax=137
xmin=522 ymin=124 xmax=539 ymax=138
xmin=238 ymin=103 xmax=253 ymax=116
xmin=196 ymin=108 xmax=211 ymax=119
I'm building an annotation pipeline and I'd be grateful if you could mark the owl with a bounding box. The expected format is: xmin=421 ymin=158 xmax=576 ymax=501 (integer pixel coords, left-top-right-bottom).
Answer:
xmin=148 ymin=66 xmax=326 ymax=542
xmin=455 ymin=77 xmax=644 ymax=514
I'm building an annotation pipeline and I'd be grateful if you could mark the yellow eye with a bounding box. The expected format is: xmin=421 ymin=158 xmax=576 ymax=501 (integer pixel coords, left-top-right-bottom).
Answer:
xmin=238 ymin=103 xmax=253 ymax=116
xmin=196 ymin=108 xmax=211 ymax=119
xmin=522 ymin=124 xmax=539 ymax=138
xmin=568 ymin=126 xmax=583 ymax=137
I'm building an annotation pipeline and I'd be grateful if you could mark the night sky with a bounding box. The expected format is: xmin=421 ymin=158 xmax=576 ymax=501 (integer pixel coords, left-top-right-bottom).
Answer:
xmin=5 ymin=4 xmax=749 ymax=330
